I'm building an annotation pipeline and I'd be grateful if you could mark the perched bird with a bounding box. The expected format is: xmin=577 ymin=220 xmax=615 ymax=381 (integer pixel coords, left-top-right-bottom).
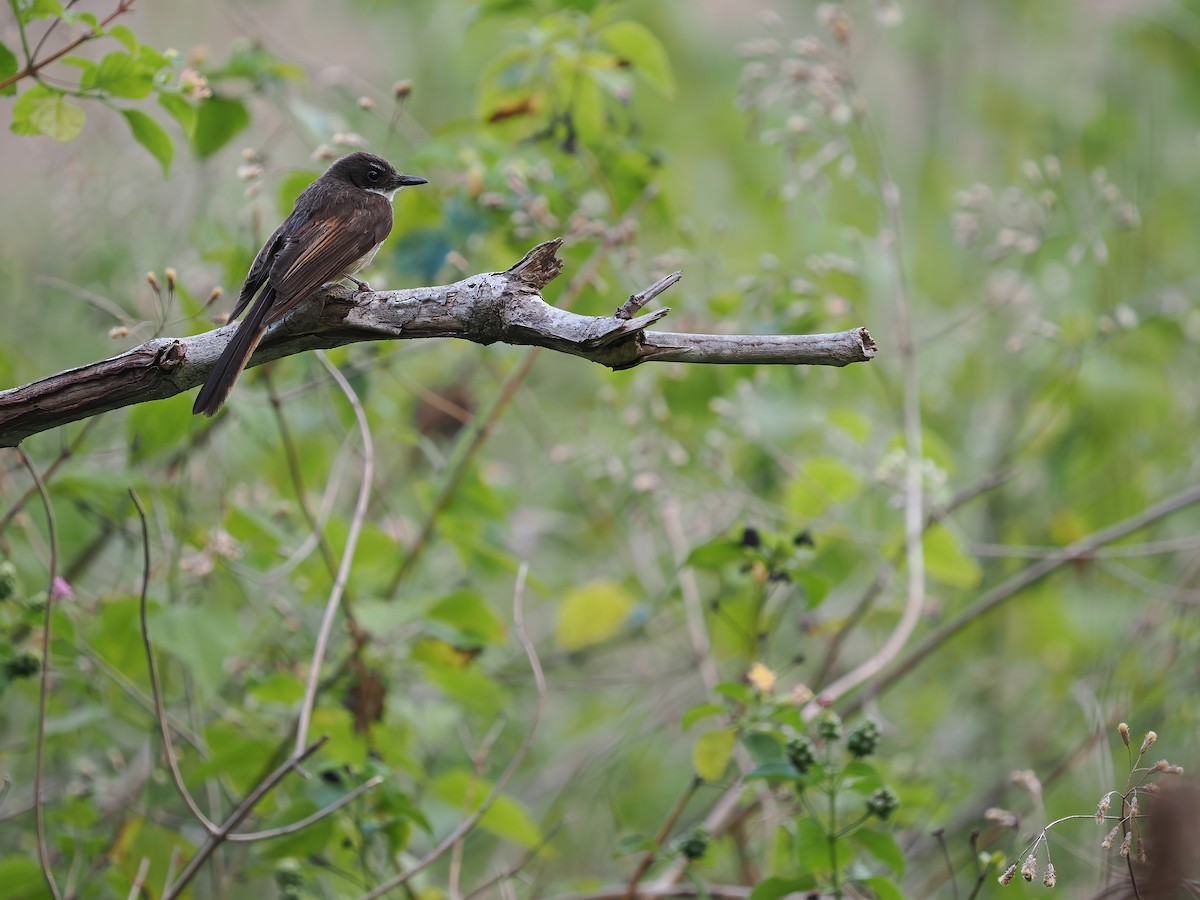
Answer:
xmin=192 ymin=151 xmax=427 ymax=416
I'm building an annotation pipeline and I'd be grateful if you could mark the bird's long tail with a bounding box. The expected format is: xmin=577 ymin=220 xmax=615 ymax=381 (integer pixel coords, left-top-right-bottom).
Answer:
xmin=192 ymin=287 xmax=275 ymax=417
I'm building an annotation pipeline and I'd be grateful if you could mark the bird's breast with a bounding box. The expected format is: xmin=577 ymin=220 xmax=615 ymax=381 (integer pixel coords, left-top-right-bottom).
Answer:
xmin=346 ymin=242 xmax=383 ymax=276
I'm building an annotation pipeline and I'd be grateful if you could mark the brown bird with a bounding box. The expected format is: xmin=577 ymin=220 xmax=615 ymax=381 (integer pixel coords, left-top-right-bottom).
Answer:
xmin=192 ymin=151 xmax=427 ymax=416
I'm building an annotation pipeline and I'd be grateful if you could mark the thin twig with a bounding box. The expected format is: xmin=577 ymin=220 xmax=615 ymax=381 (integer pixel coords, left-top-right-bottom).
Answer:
xmin=812 ymin=467 xmax=1014 ymax=691
xmin=656 ymin=499 xmax=777 ymax=887
xmin=461 ymin=819 xmax=568 ymax=900
xmin=82 ymin=648 xmax=205 ymax=750
xmin=163 ymin=845 xmax=181 ymax=897
xmin=130 ymin=489 xmax=220 ymax=834
xmin=127 ymin=856 xmax=151 ymax=900
xmin=359 ymin=562 xmax=546 ymax=899
xmin=0 ymin=418 xmax=100 ymax=536
xmin=295 ymin=352 xmax=375 ymax=756
xmin=451 ymin=717 xmax=509 ymax=898
xmin=624 ymin=777 xmax=702 ymax=898
xmin=163 ymin=737 xmax=329 ymax=899
xmin=264 ymin=367 xmax=340 ymax=580
xmin=17 ymin=447 xmax=64 ymax=900
xmin=615 ymin=271 xmax=682 ymax=319
xmin=841 ymin=483 xmax=1200 ymax=715
xmin=228 ymin=776 xmax=384 ymax=842
xmin=0 ymin=0 xmax=136 ymax=91
xmin=805 ymin=93 xmax=927 ymax=722
xmin=932 ymin=828 xmax=958 ymax=900
xmin=660 ymin=499 xmax=719 ymax=695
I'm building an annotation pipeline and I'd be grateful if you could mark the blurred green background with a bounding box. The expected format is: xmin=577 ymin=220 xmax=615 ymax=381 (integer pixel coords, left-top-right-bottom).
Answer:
xmin=2 ymin=0 xmax=1199 ymax=897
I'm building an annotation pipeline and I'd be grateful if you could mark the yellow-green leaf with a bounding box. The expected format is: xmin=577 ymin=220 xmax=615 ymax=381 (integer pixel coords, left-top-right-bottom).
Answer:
xmin=693 ymin=728 xmax=736 ymax=781
xmin=427 ymin=589 xmax=506 ymax=645
xmin=12 ymin=84 xmax=85 ymax=141
xmin=599 ymin=20 xmax=675 ymax=98
xmin=432 ymin=769 xmax=542 ymax=848
xmin=555 ymin=580 xmax=634 ymax=651
xmin=785 ymin=456 xmax=861 ymax=517
xmin=92 ymin=51 xmax=153 ymax=99
xmin=923 ymin=524 xmax=982 ymax=589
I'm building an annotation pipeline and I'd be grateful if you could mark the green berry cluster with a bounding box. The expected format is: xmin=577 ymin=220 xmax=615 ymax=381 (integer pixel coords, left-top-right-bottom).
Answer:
xmin=847 ymin=719 xmax=881 ymax=758
xmin=787 ymin=735 xmax=818 ymax=774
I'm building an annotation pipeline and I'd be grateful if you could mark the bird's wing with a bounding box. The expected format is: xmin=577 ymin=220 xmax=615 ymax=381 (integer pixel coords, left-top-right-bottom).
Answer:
xmin=263 ymin=195 xmax=393 ymax=327
xmin=229 ymin=219 xmax=289 ymax=322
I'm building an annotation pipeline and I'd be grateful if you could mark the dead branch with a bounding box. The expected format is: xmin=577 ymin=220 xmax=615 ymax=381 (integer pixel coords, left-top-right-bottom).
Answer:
xmin=0 ymin=239 xmax=875 ymax=447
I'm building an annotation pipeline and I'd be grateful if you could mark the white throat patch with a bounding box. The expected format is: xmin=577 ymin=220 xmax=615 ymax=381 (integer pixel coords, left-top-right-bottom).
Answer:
xmin=366 ymin=187 xmax=400 ymax=201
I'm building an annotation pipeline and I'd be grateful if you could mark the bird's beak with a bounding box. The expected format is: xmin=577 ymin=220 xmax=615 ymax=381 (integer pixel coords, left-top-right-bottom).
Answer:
xmin=398 ymin=175 xmax=428 ymax=186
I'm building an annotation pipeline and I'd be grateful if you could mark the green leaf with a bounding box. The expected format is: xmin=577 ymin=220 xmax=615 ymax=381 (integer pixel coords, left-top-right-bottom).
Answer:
xmin=922 ymin=524 xmax=982 ymax=589
xmin=15 ymin=0 xmax=63 ymax=23
xmin=159 ymin=92 xmax=196 ymax=137
xmin=109 ymin=24 xmax=139 ymax=53
xmin=742 ymin=729 xmax=785 ymax=764
xmin=786 ymin=456 xmax=861 ymax=518
xmin=713 ymin=681 xmax=753 ymax=705
xmin=247 ymin=670 xmax=306 ymax=706
xmin=693 ymin=727 xmax=736 ymax=781
xmin=555 ymin=580 xmax=633 ymax=651
xmin=598 ymin=20 xmax=675 ymax=97
xmin=92 ymin=51 xmax=154 ymax=99
xmin=842 ymin=759 xmax=884 ymax=794
xmin=11 ymin=84 xmax=85 ymax=141
xmin=0 ymin=854 xmax=51 ymax=899
xmin=121 ymin=109 xmax=173 ymax=175
xmin=750 ymin=876 xmax=817 ymax=900
xmin=191 ymin=95 xmax=250 ymax=158
xmin=796 ymin=815 xmax=847 ymax=875
xmin=128 ymin=392 xmax=193 ymax=461
xmin=187 ymin=722 xmax=277 ymax=794
xmin=830 ymin=408 xmax=873 ymax=443
xmin=426 ymin=589 xmax=506 ymax=645
xmin=58 ymin=55 xmax=97 ymax=80
xmin=149 ymin=603 xmax=241 ymax=697
xmin=137 ymin=43 xmax=169 ymax=70
xmin=745 ymin=761 xmax=801 ymax=782
xmin=857 ymin=875 xmax=906 ymax=900
xmin=685 ymin=537 xmax=745 ymax=569
xmin=854 ymin=828 xmax=906 ymax=877
xmin=423 ymin=663 xmax=509 ymax=716
xmin=60 ymin=10 xmax=97 ymax=29
xmin=431 ymin=769 xmax=542 ymax=848
xmin=681 ymin=702 xmax=726 ymax=731
xmin=0 ymin=41 xmax=18 ymax=96
xmin=308 ymin=706 xmax=368 ymax=765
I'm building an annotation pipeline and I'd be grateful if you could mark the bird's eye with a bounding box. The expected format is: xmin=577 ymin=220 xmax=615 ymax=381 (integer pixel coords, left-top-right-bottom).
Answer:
xmin=367 ymin=168 xmax=381 ymax=182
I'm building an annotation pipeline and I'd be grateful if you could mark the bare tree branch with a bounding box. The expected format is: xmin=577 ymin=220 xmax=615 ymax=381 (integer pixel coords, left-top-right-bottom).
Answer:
xmin=0 ymin=239 xmax=875 ymax=448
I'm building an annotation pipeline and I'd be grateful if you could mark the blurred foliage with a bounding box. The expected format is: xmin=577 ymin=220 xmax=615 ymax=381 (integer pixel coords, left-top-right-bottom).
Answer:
xmin=3 ymin=0 xmax=1200 ymax=898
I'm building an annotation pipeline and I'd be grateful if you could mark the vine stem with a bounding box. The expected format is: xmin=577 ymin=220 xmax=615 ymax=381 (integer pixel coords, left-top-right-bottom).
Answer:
xmin=17 ymin=448 xmax=64 ymax=900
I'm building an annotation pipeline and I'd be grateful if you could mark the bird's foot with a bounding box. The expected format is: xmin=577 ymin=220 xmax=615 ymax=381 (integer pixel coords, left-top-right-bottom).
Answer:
xmin=348 ymin=275 xmax=371 ymax=293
